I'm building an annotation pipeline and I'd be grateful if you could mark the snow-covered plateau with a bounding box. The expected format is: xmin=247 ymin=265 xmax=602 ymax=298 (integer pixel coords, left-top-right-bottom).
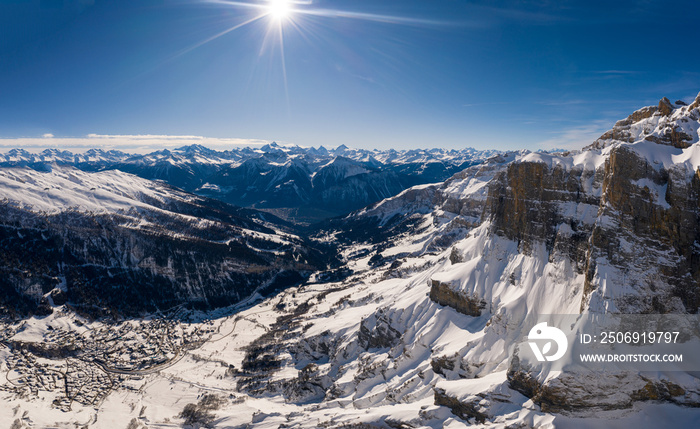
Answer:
xmin=2 ymin=94 xmax=700 ymax=428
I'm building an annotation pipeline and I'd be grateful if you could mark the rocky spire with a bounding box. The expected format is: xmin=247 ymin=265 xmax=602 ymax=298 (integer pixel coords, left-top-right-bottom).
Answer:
xmin=658 ymin=96 xmax=674 ymax=116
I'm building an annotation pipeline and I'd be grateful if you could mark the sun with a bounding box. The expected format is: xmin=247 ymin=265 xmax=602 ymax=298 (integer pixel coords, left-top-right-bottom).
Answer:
xmin=267 ymin=0 xmax=292 ymax=20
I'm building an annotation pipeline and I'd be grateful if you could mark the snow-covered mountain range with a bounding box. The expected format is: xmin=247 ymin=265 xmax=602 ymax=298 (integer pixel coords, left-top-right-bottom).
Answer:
xmin=1 ymin=93 xmax=700 ymax=428
xmin=0 ymin=144 xmax=499 ymax=223
xmin=0 ymin=165 xmax=335 ymax=318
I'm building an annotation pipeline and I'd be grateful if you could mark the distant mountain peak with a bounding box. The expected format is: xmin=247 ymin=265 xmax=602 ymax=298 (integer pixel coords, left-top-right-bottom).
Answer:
xmin=261 ymin=142 xmax=284 ymax=152
xmin=585 ymin=92 xmax=700 ymax=151
xmin=175 ymin=144 xmax=214 ymax=154
xmin=7 ymin=148 xmax=31 ymax=156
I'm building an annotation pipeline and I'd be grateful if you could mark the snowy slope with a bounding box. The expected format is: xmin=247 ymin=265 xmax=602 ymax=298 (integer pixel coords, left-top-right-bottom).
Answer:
xmin=0 ymin=165 xmax=332 ymax=317
xmin=0 ymin=165 xmax=199 ymax=214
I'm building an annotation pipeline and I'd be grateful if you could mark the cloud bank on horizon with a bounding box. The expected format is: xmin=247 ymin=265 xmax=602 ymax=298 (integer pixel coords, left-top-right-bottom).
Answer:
xmin=0 ymin=127 xmax=609 ymax=153
xmin=0 ymin=134 xmax=272 ymax=154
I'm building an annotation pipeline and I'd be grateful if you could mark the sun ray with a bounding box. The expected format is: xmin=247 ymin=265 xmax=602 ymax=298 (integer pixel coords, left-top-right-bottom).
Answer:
xmin=283 ymin=18 xmax=314 ymax=45
xmin=295 ymin=7 xmax=445 ymax=26
xmin=277 ymin=23 xmax=291 ymax=114
xmin=171 ymin=13 xmax=268 ymax=61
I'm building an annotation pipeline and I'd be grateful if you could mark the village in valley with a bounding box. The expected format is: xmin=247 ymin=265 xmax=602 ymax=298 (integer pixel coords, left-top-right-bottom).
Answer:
xmin=0 ymin=308 xmax=219 ymax=412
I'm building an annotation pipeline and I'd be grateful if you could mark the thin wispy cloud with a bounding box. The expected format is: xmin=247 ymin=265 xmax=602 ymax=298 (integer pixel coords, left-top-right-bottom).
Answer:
xmin=462 ymin=101 xmax=512 ymax=108
xmin=648 ymin=72 xmax=700 ymax=97
xmin=592 ymin=70 xmax=641 ymax=75
xmin=535 ymin=120 xmax=613 ymax=151
xmin=584 ymin=70 xmax=644 ymax=81
xmin=536 ymin=99 xmax=588 ymax=106
xmin=472 ymin=4 xmax=571 ymax=25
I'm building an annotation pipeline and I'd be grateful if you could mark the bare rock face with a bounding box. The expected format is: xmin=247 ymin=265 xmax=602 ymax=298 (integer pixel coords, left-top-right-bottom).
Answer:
xmin=506 ymin=353 xmax=648 ymax=412
xmin=433 ymin=387 xmax=487 ymax=423
xmin=485 ymin=161 xmax=599 ymax=264
xmin=429 ymin=280 xmax=486 ymax=317
xmin=439 ymin=152 xmax=521 ymax=223
xmin=658 ymin=96 xmax=675 ymax=116
xmin=581 ymin=145 xmax=700 ymax=312
xmin=284 ymin=363 xmax=331 ymax=402
xmin=507 ymin=353 xmax=700 ymax=412
xmin=358 ymin=309 xmax=402 ymax=350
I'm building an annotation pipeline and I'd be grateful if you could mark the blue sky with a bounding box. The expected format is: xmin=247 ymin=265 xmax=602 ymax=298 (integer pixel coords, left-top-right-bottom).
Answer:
xmin=1 ymin=0 xmax=699 ymax=151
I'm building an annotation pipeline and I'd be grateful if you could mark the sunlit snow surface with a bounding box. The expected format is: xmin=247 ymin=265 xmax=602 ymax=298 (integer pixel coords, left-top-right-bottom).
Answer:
xmin=0 ymin=166 xmax=177 ymax=213
xmin=0 ymin=218 xmax=694 ymax=428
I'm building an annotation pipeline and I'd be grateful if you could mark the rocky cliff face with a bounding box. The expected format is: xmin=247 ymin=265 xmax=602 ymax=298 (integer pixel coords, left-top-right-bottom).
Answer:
xmin=481 ymin=142 xmax=700 ymax=314
xmin=429 ymin=280 xmax=486 ymax=317
xmin=581 ymin=144 xmax=700 ymax=313
xmin=485 ymin=159 xmax=599 ymax=264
